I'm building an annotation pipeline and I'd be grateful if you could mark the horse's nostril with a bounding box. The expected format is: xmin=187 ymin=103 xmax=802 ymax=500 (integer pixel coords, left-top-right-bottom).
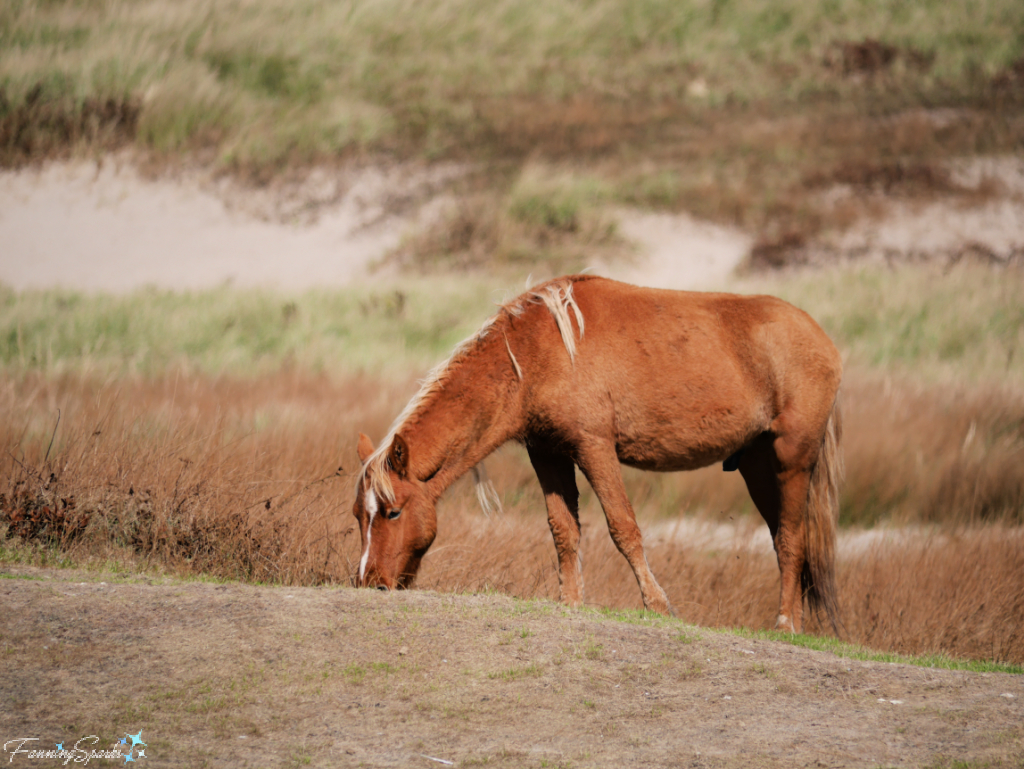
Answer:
xmin=377 ymin=585 xmax=389 ymax=592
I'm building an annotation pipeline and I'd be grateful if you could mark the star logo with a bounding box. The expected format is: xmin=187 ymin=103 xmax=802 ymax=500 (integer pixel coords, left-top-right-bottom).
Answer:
xmin=118 ymin=730 xmax=147 ymax=763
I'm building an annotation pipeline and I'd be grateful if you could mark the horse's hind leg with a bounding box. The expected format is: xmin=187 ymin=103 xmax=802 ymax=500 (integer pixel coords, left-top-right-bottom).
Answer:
xmin=574 ymin=439 xmax=672 ymax=615
xmin=738 ymin=432 xmax=811 ymax=633
xmin=527 ymin=445 xmax=584 ymax=606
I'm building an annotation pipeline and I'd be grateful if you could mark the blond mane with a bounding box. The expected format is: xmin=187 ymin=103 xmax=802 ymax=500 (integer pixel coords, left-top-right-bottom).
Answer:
xmin=359 ymin=276 xmax=586 ymax=505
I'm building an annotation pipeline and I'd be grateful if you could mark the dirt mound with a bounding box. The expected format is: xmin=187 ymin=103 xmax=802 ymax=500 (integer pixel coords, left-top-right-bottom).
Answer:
xmin=1 ymin=567 xmax=1020 ymax=768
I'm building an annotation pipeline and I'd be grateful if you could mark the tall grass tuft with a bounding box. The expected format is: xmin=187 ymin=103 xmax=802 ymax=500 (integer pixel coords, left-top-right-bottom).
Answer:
xmin=0 ymin=372 xmax=394 ymax=584
xmin=386 ymin=165 xmax=625 ymax=274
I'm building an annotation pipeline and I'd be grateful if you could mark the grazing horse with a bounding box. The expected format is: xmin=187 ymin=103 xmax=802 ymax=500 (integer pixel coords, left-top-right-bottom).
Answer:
xmin=352 ymin=275 xmax=843 ymax=633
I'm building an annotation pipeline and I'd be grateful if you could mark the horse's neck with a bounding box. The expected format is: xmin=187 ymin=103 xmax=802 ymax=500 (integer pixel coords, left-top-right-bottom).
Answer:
xmin=404 ymin=342 xmax=519 ymax=499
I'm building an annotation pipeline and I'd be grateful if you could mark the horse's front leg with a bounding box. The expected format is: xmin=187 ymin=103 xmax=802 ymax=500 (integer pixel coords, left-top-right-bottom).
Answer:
xmin=574 ymin=439 xmax=673 ymax=615
xmin=527 ymin=445 xmax=584 ymax=606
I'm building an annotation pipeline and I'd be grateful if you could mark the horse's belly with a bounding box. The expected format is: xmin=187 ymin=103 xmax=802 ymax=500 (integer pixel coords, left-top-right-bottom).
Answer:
xmin=616 ymin=437 xmax=746 ymax=472
xmin=612 ymin=403 xmax=766 ymax=472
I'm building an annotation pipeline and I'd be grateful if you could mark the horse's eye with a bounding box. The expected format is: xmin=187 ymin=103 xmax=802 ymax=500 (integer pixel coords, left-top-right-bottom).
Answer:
xmin=386 ymin=508 xmax=401 ymax=520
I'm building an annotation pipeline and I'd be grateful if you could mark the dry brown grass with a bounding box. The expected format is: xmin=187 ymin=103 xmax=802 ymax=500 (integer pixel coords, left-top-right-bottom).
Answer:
xmin=2 ymin=370 xmax=1022 ymax=663
xmin=0 ymin=371 xmax=392 ymax=584
xmin=842 ymin=375 xmax=1024 ymax=526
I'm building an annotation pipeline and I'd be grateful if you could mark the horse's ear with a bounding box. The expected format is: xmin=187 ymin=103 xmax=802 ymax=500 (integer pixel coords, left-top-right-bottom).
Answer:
xmin=388 ymin=434 xmax=409 ymax=478
xmin=356 ymin=433 xmax=375 ymax=464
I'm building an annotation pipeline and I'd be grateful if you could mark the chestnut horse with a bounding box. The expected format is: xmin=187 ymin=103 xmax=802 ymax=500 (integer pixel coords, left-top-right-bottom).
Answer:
xmin=353 ymin=275 xmax=843 ymax=633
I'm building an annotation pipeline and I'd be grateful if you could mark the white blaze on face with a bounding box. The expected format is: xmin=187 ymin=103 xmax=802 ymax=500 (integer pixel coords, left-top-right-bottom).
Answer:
xmin=358 ymin=488 xmax=378 ymax=582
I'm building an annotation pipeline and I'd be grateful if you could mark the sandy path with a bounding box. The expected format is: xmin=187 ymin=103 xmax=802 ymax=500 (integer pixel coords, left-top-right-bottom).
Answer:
xmin=0 ymin=160 xmax=417 ymax=292
xmin=3 ymin=157 xmax=1022 ymax=293
xmin=610 ymin=209 xmax=751 ymax=290
xmin=0 ymin=159 xmax=752 ymax=293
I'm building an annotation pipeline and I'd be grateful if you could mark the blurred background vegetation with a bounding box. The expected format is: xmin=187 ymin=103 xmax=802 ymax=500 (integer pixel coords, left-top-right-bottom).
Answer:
xmin=3 ymin=0 xmax=1022 ymax=164
xmin=2 ymin=0 xmax=1023 ymax=253
xmin=0 ymin=266 xmax=1022 ymax=383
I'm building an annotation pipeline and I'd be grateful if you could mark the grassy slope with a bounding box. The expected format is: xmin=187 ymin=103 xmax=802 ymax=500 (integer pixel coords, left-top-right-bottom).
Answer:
xmin=1 ymin=566 xmax=1021 ymax=769
xmin=2 ymin=0 xmax=1021 ymax=160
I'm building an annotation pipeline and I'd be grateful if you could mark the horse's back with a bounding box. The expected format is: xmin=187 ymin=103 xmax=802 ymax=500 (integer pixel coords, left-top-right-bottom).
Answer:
xmin=523 ymin=276 xmax=841 ymax=470
xmin=572 ymin=276 xmax=839 ymax=388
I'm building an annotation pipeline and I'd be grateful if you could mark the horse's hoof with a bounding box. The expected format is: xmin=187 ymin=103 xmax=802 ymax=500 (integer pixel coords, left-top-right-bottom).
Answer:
xmin=644 ymin=594 xmax=674 ymax=616
xmin=775 ymin=614 xmax=796 ymax=633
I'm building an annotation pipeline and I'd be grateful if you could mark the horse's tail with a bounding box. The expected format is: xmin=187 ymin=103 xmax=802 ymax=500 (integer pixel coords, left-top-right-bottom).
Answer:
xmin=804 ymin=393 xmax=844 ymax=635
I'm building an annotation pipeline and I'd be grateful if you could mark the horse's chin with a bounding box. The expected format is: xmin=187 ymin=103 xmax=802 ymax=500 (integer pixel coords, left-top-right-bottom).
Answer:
xmin=391 ymin=552 xmax=423 ymax=589
xmin=396 ymin=557 xmax=423 ymax=589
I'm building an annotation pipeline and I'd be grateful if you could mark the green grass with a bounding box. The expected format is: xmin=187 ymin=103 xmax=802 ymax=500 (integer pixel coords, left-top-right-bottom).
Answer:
xmin=2 ymin=265 xmax=1021 ymax=382
xmin=0 ymin=537 xmax=75 ymax=570
xmin=762 ymin=264 xmax=1024 ymax=383
xmin=729 ymin=627 xmax=1024 ymax=675
xmin=487 ymin=663 xmax=545 ymax=681
xmin=507 ymin=168 xmax=612 ymax=234
xmin=0 ymin=279 xmax=501 ymax=376
xmin=587 ymin=604 xmax=1024 ymax=674
xmin=593 ymin=606 xmax=680 ymax=628
xmin=389 ymin=164 xmax=625 ymax=274
xmin=2 ymin=0 xmax=1022 ymax=167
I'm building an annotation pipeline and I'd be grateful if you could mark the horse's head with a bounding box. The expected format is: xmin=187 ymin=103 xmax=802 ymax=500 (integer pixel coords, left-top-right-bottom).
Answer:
xmin=353 ymin=432 xmax=437 ymax=591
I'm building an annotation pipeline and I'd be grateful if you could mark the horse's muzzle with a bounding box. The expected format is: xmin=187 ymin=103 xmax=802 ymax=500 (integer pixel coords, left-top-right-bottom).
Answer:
xmin=358 ymin=572 xmax=394 ymax=591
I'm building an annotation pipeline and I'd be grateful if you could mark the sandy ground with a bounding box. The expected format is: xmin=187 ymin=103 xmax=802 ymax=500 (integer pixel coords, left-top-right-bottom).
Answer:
xmin=0 ymin=160 xmax=719 ymax=293
xmin=0 ymin=159 xmax=457 ymax=292
xmin=1 ymin=566 xmax=1021 ymax=769
xmin=0 ymin=158 xmax=751 ymax=292
xmin=610 ymin=209 xmax=752 ymax=290
xmin=826 ymin=156 xmax=1024 ymax=263
xmin=4 ymin=157 xmax=1024 ymax=293
xmin=646 ymin=517 xmax=970 ymax=558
